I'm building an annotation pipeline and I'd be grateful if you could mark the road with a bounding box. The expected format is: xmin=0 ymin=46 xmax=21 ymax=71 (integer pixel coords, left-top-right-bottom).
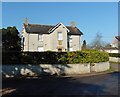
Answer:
xmin=2 ymin=71 xmax=119 ymax=96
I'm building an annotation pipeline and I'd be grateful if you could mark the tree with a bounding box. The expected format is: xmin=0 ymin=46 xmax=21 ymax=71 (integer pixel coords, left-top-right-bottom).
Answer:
xmin=2 ymin=26 xmax=21 ymax=52
xmin=82 ymin=40 xmax=87 ymax=50
xmin=89 ymin=32 xmax=105 ymax=49
xmin=105 ymin=43 xmax=112 ymax=48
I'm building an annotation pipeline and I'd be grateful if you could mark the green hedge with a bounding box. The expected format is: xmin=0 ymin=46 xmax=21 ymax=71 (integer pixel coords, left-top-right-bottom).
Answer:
xmin=2 ymin=50 xmax=109 ymax=64
xmin=109 ymin=53 xmax=120 ymax=58
xmin=66 ymin=50 xmax=109 ymax=64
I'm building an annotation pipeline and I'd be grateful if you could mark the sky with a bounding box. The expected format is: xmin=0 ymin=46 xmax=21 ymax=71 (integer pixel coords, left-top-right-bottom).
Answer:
xmin=1 ymin=2 xmax=118 ymax=44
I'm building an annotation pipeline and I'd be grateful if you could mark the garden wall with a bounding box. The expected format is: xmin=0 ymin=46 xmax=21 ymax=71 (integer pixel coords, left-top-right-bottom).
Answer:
xmin=90 ymin=62 xmax=110 ymax=72
xmin=109 ymin=57 xmax=120 ymax=62
xmin=2 ymin=62 xmax=110 ymax=78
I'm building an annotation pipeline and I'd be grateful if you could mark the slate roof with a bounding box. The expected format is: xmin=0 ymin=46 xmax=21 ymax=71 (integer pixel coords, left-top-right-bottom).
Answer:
xmin=102 ymin=47 xmax=119 ymax=50
xmin=24 ymin=23 xmax=83 ymax=35
xmin=115 ymin=36 xmax=120 ymax=41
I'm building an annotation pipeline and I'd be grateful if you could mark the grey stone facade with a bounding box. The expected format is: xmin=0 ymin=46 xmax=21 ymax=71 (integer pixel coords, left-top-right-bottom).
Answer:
xmin=22 ymin=19 xmax=83 ymax=52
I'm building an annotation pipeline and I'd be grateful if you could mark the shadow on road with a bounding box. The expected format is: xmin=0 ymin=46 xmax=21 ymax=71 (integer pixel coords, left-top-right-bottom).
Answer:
xmin=2 ymin=72 xmax=119 ymax=97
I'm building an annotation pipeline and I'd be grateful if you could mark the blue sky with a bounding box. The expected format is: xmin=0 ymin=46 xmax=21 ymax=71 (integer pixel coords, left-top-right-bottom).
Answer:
xmin=2 ymin=2 xmax=118 ymax=44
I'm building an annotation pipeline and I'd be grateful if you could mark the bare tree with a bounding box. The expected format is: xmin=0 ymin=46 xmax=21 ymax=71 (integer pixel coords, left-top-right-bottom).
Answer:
xmin=88 ymin=32 xmax=105 ymax=49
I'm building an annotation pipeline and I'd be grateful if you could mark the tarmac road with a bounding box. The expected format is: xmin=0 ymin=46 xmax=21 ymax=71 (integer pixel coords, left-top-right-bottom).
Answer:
xmin=2 ymin=71 xmax=119 ymax=96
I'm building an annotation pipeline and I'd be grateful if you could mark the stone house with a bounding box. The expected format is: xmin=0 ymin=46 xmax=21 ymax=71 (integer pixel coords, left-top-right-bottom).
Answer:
xmin=102 ymin=36 xmax=120 ymax=53
xmin=111 ymin=36 xmax=120 ymax=48
xmin=22 ymin=18 xmax=83 ymax=52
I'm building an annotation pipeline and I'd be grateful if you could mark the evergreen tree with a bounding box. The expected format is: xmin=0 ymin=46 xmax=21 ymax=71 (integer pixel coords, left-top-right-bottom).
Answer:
xmin=2 ymin=26 xmax=21 ymax=52
xmin=82 ymin=40 xmax=87 ymax=50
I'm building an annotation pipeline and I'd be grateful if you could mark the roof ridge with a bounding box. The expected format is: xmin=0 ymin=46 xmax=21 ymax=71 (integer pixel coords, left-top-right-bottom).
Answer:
xmin=28 ymin=23 xmax=54 ymax=26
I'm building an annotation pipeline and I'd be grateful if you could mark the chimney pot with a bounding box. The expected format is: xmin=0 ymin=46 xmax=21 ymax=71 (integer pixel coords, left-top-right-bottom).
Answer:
xmin=24 ymin=18 xmax=28 ymax=25
xmin=70 ymin=21 xmax=75 ymax=27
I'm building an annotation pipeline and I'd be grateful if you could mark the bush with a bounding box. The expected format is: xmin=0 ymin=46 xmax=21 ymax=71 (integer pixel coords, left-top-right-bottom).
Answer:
xmin=109 ymin=53 xmax=120 ymax=58
xmin=2 ymin=50 xmax=109 ymax=64
xmin=67 ymin=50 xmax=109 ymax=64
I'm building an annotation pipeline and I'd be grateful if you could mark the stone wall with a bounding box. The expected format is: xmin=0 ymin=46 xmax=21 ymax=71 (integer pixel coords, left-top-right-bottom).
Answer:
xmin=2 ymin=62 xmax=110 ymax=78
xmin=90 ymin=62 xmax=110 ymax=72
xmin=109 ymin=57 xmax=120 ymax=62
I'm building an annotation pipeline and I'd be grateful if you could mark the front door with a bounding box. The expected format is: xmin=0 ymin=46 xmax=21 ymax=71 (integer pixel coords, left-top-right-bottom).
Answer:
xmin=58 ymin=48 xmax=62 ymax=52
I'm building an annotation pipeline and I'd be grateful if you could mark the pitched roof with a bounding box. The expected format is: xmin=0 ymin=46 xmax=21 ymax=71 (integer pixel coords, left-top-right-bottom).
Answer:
xmin=66 ymin=26 xmax=83 ymax=35
xmin=115 ymin=36 xmax=120 ymax=41
xmin=102 ymin=47 xmax=119 ymax=50
xmin=24 ymin=23 xmax=83 ymax=35
xmin=25 ymin=24 xmax=53 ymax=34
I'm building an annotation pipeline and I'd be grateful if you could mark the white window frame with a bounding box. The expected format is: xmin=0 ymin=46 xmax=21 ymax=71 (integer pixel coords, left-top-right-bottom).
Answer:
xmin=58 ymin=32 xmax=63 ymax=40
xmin=38 ymin=34 xmax=43 ymax=41
xmin=69 ymin=47 xmax=73 ymax=51
xmin=69 ymin=35 xmax=72 ymax=43
xmin=37 ymin=46 xmax=44 ymax=52
xmin=69 ymin=42 xmax=72 ymax=47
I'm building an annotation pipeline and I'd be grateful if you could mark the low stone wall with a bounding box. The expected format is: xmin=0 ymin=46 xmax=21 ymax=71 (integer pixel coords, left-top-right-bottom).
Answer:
xmin=90 ymin=62 xmax=110 ymax=72
xmin=2 ymin=62 xmax=110 ymax=78
xmin=109 ymin=57 xmax=120 ymax=62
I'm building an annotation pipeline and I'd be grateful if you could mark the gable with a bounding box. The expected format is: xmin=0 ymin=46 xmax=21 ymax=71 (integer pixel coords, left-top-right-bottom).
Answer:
xmin=115 ymin=36 xmax=120 ymax=41
xmin=48 ymin=23 xmax=70 ymax=34
xmin=48 ymin=23 xmax=70 ymax=33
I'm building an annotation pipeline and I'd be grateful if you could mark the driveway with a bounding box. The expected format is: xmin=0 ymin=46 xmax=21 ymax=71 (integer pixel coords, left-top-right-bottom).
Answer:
xmin=2 ymin=72 xmax=119 ymax=96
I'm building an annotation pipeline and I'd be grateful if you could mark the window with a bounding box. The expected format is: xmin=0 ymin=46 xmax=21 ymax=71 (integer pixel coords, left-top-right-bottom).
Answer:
xmin=38 ymin=46 xmax=44 ymax=52
xmin=69 ymin=35 xmax=72 ymax=42
xmin=69 ymin=47 xmax=73 ymax=51
xmin=38 ymin=34 xmax=43 ymax=41
xmin=69 ymin=35 xmax=72 ymax=47
xmin=58 ymin=48 xmax=62 ymax=52
xmin=69 ymin=42 xmax=72 ymax=47
xmin=58 ymin=32 xmax=63 ymax=40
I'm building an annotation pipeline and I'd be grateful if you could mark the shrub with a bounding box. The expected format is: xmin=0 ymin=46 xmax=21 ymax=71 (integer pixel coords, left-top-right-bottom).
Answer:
xmin=2 ymin=50 xmax=109 ymax=64
xmin=109 ymin=53 xmax=120 ymax=58
xmin=67 ymin=50 xmax=109 ymax=64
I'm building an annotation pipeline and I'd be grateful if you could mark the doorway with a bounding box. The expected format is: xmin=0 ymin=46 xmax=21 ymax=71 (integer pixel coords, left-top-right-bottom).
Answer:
xmin=58 ymin=48 xmax=62 ymax=52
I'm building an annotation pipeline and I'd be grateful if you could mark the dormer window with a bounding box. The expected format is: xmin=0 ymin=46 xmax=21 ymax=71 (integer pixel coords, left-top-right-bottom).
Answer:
xmin=58 ymin=32 xmax=63 ymax=40
xmin=38 ymin=34 xmax=43 ymax=41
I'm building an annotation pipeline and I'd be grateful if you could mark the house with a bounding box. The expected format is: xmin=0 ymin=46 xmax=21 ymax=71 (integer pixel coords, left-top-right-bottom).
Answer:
xmin=111 ymin=36 xmax=120 ymax=48
xmin=102 ymin=47 xmax=119 ymax=53
xmin=102 ymin=36 xmax=120 ymax=53
xmin=22 ymin=18 xmax=83 ymax=52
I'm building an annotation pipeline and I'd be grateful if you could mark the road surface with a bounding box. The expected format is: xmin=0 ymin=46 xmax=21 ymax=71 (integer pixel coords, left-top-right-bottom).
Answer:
xmin=2 ymin=71 xmax=119 ymax=96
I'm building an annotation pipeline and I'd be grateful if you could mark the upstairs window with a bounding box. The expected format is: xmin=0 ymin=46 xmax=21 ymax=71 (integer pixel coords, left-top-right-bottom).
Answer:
xmin=38 ymin=34 xmax=43 ymax=41
xmin=58 ymin=32 xmax=63 ymax=40
xmin=69 ymin=35 xmax=72 ymax=42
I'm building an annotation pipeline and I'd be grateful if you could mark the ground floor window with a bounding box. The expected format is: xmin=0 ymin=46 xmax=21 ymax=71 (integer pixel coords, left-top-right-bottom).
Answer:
xmin=38 ymin=46 xmax=44 ymax=52
xmin=58 ymin=48 xmax=62 ymax=52
xmin=69 ymin=47 xmax=73 ymax=51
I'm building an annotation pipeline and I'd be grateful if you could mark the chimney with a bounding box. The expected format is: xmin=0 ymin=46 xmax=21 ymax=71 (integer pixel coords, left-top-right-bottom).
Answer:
xmin=24 ymin=18 xmax=28 ymax=26
xmin=70 ymin=21 xmax=75 ymax=27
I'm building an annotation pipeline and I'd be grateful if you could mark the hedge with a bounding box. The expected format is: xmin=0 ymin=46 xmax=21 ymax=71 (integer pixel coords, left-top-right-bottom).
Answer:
xmin=2 ymin=50 xmax=109 ymax=64
xmin=109 ymin=53 xmax=120 ymax=58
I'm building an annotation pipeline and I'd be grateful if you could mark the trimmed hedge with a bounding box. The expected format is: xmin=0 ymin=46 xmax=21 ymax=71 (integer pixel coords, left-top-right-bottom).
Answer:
xmin=109 ymin=53 xmax=120 ymax=58
xmin=67 ymin=50 xmax=109 ymax=64
xmin=2 ymin=50 xmax=109 ymax=64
